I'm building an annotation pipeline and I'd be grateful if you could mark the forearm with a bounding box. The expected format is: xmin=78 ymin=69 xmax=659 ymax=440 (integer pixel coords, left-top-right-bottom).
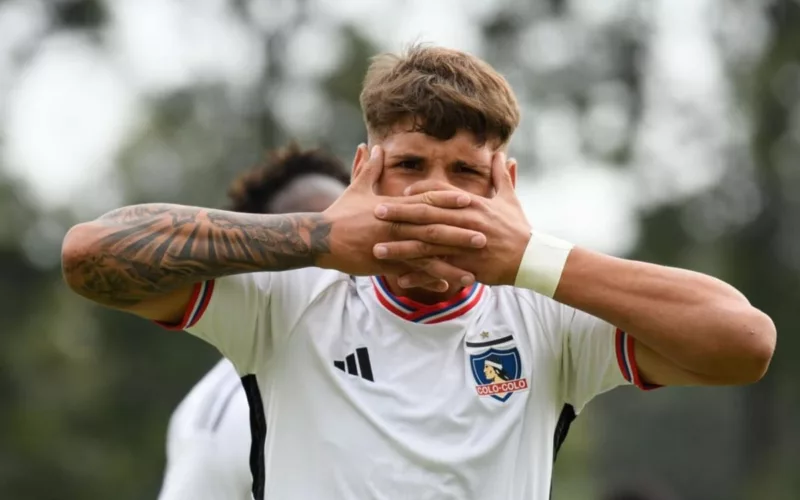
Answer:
xmin=61 ymin=203 xmax=331 ymax=307
xmin=554 ymin=247 xmax=775 ymax=381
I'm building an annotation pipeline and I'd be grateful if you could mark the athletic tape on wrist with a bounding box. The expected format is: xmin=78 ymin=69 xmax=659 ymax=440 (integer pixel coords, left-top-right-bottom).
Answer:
xmin=514 ymin=231 xmax=574 ymax=298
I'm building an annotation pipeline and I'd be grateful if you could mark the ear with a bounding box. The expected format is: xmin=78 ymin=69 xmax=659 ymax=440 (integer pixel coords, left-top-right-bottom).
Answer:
xmin=507 ymin=157 xmax=518 ymax=189
xmin=350 ymin=143 xmax=369 ymax=183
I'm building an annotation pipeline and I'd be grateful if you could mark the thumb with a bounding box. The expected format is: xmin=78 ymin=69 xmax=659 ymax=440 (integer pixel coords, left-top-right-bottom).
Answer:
xmin=490 ymin=151 xmax=514 ymax=196
xmin=352 ymin=145 xmax=385 ymax=193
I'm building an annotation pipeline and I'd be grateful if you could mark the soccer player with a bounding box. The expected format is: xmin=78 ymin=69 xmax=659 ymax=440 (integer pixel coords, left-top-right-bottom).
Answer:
xmin=157 ymin=145 xmax=349 ymax=500
xmin=61 ymin=45 xmax=776 ymax=500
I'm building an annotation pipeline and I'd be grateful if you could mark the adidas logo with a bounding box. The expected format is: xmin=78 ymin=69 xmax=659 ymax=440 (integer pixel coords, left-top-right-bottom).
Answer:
xmin=333 ymin=347 xmax=374 ymax=382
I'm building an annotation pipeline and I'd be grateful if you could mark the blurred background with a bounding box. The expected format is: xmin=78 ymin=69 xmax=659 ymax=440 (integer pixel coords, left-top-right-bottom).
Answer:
xmin=0 ymin=0 xmax=797 ymax=499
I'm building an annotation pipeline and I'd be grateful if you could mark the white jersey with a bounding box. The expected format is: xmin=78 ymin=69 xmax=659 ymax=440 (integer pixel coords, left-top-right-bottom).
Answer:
xmin=167 ymin=268 xmax=646 ymax=500
xmin=158 ymin=359 xmax=253 ymax=500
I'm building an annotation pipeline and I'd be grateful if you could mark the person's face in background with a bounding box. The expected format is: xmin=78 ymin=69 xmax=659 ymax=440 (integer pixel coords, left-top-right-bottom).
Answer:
xmin=268 ymin=174 xmax=347 ymax=213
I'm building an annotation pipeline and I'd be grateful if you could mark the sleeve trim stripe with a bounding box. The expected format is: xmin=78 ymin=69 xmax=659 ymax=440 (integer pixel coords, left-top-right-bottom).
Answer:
xmin=186 ymin=280 xmax=215 ymax=328
xmin=627 ymin=333 xmax=661 ymax=391
xmin=615 ymin=329 xmax=661 ymax=391
xmin=154 ymin=280 xmax=215 ymax=331
xmin=615 ymin=328 xmax=632 ymax=382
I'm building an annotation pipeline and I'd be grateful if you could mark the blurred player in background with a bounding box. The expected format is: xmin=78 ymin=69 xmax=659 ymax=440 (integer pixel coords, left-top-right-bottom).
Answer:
xmin=157 ymin=144 xmax=349 ymax=500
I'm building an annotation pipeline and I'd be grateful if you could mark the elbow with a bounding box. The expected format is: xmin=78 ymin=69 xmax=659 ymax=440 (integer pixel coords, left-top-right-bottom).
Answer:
xmin=731 ymin=306 xmax=776 ymax=385
xmin=61 ymin=223 xmax=101 ymax=295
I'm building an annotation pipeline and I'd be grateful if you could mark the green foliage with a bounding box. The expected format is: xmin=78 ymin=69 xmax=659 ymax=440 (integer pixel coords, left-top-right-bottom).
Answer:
xmin=1 ymin=2 xmax=798 ymax=499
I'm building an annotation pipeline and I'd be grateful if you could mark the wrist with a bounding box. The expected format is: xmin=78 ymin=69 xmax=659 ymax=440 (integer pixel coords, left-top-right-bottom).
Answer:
xmin=313 ymin=210 xmax=346 ymax=272
xmin=514 ymin=231 xmax=574 ymax=298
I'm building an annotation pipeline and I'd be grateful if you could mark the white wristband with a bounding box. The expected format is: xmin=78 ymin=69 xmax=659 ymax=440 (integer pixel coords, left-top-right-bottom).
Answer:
xmin=514 ymin=231 xmax=574 ymax=298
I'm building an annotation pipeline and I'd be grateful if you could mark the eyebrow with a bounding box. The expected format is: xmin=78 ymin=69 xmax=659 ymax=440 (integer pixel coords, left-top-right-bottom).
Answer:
xmin=389 ymin=153 xmax=425 ymax=163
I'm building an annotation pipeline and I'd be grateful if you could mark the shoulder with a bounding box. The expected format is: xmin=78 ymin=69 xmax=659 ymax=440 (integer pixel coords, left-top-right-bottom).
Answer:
xmin=208 ymin=268 xmax=352 ymax=318
xmin=488 ymin=285 xmax=567 ymax=321
xmin=160 ymin=367 xmax=251 ymax=496
xmin=268 ymin=267 xmax=355 ymax=312
xmin=276 ymin=267 xmax=353 ymax=290
xmin=485 ymin=285 xmax=569 ymax=355
xmin=236 ymin=267 xmax=352 ymax=297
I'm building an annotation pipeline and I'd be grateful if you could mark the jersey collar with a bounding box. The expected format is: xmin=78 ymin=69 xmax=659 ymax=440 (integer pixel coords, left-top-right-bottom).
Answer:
xmin=370 ymin=276 xmax=485 ymax=324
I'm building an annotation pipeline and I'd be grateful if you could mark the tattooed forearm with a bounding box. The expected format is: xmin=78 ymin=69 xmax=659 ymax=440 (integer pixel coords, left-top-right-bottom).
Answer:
xmin=61 ymin=203 xmax=331 ymax=307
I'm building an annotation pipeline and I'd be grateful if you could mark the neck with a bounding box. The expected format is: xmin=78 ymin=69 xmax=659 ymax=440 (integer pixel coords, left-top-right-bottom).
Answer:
xmin=382 ymin=275 xmax=464 ymax=305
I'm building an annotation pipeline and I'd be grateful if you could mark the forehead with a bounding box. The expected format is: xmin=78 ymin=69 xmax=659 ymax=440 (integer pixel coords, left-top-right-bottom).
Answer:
xmin=379 ymin=128 xmax=498 ymax=164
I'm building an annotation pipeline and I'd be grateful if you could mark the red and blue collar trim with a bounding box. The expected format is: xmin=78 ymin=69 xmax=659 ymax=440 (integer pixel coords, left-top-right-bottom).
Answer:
xmin=370 ymin=276 xmax=485 ymax=324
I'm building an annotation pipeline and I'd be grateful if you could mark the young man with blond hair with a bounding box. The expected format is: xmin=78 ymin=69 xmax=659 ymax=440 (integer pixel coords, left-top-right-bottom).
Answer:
xmin=62 ymin=45 xmax=775 ymax=500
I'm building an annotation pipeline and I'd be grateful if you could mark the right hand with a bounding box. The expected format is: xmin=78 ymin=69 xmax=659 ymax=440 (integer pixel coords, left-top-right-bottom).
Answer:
xmin=317 ymin=145 xmax=486 ymax=290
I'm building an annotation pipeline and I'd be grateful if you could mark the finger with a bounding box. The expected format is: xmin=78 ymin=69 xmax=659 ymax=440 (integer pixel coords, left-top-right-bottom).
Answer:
xmin=382 ymin=223 xmax=486 ymax=249
xmin=382 ymin=267 xmax=450 ymax=293
xmin=399 ymin=258 xmax=475 ymax=288
xmin=395 ymin=271 xmax=452 ymax=290
xmin=490 ymin=151 xmax=514 ymax=195
xmin=414 ymin=190 xmax=473 ymax=209
xmin=398 ymin=269 xmax=474 ymax=289
xmin=375 ymin=203 xmax=473 ymax=228
xmin=351 ymin=145 xmax=385 ymax=192
xmin=374 ymin=240 xmax=475 ymax=261
xmin=376 ymin=191 xmax=472 ymax=219
xmin=403 ymin=180 xmax=456 ymax=197
xmin=409 ymin=276 xmax=451 ymax=293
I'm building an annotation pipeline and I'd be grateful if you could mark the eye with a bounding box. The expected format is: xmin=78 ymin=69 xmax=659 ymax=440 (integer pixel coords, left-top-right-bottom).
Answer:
xmin=456 ymin=165 xmax=481 ymax=176
xmin=396 ymin=159 xmax=421 ymax=170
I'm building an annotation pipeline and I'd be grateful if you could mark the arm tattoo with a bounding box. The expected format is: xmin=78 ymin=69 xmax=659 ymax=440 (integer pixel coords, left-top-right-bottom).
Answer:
xmin=62 ymin=203 xmax=331 ymax=307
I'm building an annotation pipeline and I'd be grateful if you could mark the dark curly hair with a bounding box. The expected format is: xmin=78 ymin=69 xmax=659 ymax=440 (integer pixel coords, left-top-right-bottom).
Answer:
xmin=227 ymin=143 xmax=350 ymax=214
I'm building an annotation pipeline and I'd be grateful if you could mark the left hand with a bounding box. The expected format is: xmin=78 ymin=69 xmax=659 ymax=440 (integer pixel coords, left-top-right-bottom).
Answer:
xmin=372 ymin=152 xmax=533 ymax=287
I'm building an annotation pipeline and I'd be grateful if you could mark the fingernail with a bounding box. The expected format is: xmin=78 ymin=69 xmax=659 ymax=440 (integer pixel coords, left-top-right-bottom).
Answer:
xmin=437 ymin=281 xmax=449 ymax=292
xmin=374 ymin=245 xmax=388 ymax=258
xmin=375 ymin=205 xmax=387 ymax=218
xmin=403 ymin=187 xmax=411 ymax=196
xmin=370 ymin=146 xmax=379 ymax=158
xmin=399 ymin=277 xmax=411 ymax=288
xmin=470 ymin=234 xmax=486 ymax=247
xmin=457 ymin=195 xmax=470 ymax=206
xmin=460 ymin=275 xmax=475 ymax=287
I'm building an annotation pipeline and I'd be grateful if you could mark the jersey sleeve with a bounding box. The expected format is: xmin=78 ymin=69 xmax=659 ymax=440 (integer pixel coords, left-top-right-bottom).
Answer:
xmin=157 ymin=268 xmax=337 ymax=375
xmin=560 ymin=306 xmax=656 ymax=413
xmin=157 ymin=274 xmax=272 ymax=374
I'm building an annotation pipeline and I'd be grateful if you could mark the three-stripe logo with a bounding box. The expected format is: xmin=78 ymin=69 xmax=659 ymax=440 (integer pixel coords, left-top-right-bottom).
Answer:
xmin=334 ymin=347 xmax=374 ymax=382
